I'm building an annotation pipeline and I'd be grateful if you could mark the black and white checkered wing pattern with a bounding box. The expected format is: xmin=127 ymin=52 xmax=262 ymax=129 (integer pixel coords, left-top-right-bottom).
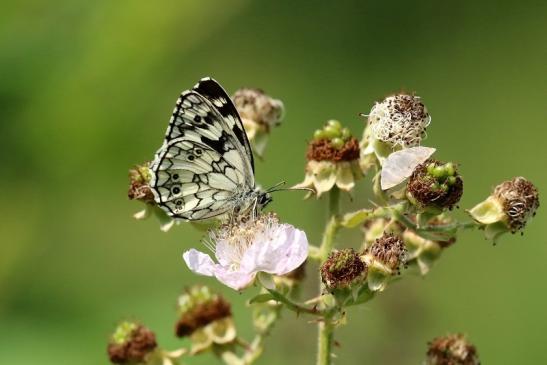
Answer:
xmin=149 ymin=78 xmax=255 ymax=221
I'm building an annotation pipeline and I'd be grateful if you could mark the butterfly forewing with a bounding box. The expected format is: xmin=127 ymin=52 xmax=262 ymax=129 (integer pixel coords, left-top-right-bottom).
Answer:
xmin=150 ymin=78 xmax=257 ymax=221
xmin=192 ymin=77 xmax=255 ymax=173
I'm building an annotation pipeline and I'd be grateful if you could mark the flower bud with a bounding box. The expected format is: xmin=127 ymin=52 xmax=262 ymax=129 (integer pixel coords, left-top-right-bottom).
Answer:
xmin=175 ymin=286 xmax=235 ymax=354
xmin=468 ymin=177 xmax=539 ymax=240
xmin=407 ymin=159 xmax=463 ymax=211
xmin=294 ymin=120 xmax=363 ymax=197
xmin=321 ymin=248 xmax=367 ymax=291
xmin=368 ymin=93 xmax=430 ymax=149
xmin=107 ymin=321 xmax=157 ymax=364
xmin=232 ymin=87 xmax=284 ymax=157
xmin=362 ymin=233 xmax=406 ymax=291
xmin=426 ymin=333 xmax=480 ymax=365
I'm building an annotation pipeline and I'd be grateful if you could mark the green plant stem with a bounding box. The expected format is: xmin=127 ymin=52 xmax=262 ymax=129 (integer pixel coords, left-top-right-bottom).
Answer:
xmin=241 ymin=305 xmax=282 ymax=364
xmin=317 ymin=318 xmax=334 ymax=365
xmin=266 ymin=289 xmax=322 ymax=316
xmin=316 ymin=188 xmax=341 ymax=365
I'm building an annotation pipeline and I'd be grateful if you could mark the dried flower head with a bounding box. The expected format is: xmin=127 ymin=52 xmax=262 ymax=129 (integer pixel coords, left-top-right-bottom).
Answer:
xmin=407 ymin=159 xmax=463 ymax=211
xmin=493 ymin=177 xmax=539 ymax=231
xmin=368 ymin=93 xmax=430 ymax=148
xmin=294 ymin=120 xmax=363 ymax=196
xmin=361 ymin=233 xmax=407 ymax=291
xmin=366 ymin=233 xmax=407 ymax=273
xmin=468 ymin=177 xmax=539 ymax=241
xmin=128 ymin=163 xmax=154 ymax=204
xmin=107 ymin=322 xmax=157 ymax=364
xmin=175 ymin=286 xmax=232 ymax=337
xmin=128 ymin=162 xmax=176 ymax=231
xmin=321 ymin=248 xmax=367 ymax=290
xmin=426 ymin=333 xmax=480 ymax=365
xmin=232 ymin=87 xmax=284 ymax=156
xmin=183 ymin=213 xmax=308 ymax=290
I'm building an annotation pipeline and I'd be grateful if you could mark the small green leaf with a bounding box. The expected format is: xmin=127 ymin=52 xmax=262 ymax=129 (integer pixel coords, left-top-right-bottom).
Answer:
xmin=248 ymin=293 xmax=274 ymax=304
xmin=341 ymin=209 xmax=373 ymax=228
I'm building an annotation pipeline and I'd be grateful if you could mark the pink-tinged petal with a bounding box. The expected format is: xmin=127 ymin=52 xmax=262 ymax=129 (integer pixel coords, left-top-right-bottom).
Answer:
xmin=214 ymin=239 xmax=234 ymax=267
xmin=242 ymin=225 xmax=308 ymax=275
xmin=183 ymin=249 xmax=216 ymax=276
xmin=213 ymin=266 xmax=256 ymax=291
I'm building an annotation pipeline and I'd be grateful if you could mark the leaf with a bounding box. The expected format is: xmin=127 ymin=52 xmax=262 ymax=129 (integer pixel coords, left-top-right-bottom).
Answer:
xmin=340 ymin=209 xmax=373 ymax=228
xmin=248 ymin=293 xmax=274 ymax=304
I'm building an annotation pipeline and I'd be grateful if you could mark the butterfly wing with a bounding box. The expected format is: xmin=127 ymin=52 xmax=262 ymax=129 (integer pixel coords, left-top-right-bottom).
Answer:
xmin=151 ymin=137 xmax=250 ymax=220
xmin=150 ymin=78 xmax=255 ymax=220
xmin=381 ymin=147 xmax=436 ymax=190
xmin=192 ymin=77 xmax=255 ymax=173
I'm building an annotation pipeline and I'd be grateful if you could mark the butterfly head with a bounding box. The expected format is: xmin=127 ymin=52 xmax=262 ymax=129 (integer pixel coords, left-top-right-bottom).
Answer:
xmin=257 ymin=190 xmax=273 ymax=210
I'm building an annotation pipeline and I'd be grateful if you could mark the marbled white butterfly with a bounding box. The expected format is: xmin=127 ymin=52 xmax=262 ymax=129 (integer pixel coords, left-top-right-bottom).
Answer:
xmin=149 ymin=77 xmax=272 ymax=221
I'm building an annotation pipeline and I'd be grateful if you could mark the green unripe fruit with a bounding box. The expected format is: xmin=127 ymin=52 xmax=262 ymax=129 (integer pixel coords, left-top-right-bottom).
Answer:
xmin=324 ymin=125 xmax=341 ymax=139
xmin=331 ymin=137 xmax=344 ymax=149
xmin=431 ymin=166 xmax=446 ymax=178
xmin=427 ymin=163 xmax=436 ymax=175
xmin=327 ymin=119 xmax=342 ymax=130
xmin=314 ymin=129 xmax=325 ymax=140
xmin=341 ymin=127 xmax=351 ymax=140
xmin=447 ymin=176 xmax=457 ymax=185
xmin=444 ymin=162 xmax=455 ymax=176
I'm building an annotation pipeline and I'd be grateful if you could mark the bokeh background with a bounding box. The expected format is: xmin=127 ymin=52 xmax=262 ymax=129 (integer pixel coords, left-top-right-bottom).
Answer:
xmin=1 ymin=1 xmax=546 ymax=364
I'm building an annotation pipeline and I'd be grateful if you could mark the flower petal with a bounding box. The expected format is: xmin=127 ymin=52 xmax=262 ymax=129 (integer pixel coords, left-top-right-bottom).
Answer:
xmin=242 ymin=225 xmax=308 ymax=276
xmin=335 ymin=162 xmax=356 ymax=191
xmin=183 ymin=249 xmax=216 ymax=276
xmin=213 ymin=266 xmax=256 ymax=291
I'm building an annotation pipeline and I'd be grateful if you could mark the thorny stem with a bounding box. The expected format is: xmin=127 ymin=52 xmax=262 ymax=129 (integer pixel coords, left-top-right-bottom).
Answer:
xmin=317 ymin=187 xmax=341 ymax=365
xmin=240 ymin=305 xmax=282 ymax=364
xmin=267 ymin=289 xmax=322 ymax=316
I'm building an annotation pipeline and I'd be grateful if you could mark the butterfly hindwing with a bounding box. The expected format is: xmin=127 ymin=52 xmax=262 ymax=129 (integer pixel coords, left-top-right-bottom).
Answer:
xmin=151 ymin=137 xmax=249 ymax=220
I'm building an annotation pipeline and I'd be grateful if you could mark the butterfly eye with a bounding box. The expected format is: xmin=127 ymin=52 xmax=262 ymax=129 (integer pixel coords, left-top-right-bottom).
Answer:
xmin=187 ymin=155 xmax=196 ymax=161
xmin=194 ymin=148 xmax=203 ymax=156
xmin=171 ymin=186 xmax=181 ymax=195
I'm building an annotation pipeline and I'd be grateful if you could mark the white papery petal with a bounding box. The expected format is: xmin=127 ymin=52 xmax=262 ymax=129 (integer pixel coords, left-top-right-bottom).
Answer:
xmin=380 ymin=146 xmax=436 ymax=190
xmin=214 ymin=239 xmax=234 ymax=267
xmin=213 ymin=266 xmax=256 ymax=291
xmin=183 ymin=249 xmax=216 ymax=276
xmin=241 ymin=225 xmax=308 ymax=275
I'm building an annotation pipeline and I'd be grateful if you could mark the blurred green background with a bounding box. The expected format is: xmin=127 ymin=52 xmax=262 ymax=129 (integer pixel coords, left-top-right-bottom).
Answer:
xmin=1 ymin=1 xmax=546 ymax=364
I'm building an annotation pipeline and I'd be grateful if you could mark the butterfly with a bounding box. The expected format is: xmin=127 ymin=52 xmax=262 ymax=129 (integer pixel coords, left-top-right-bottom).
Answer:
xmin=380 ymin=146 xmax=436 ymax=190
xmin=149 ymin=77 xmax=272 ymax=221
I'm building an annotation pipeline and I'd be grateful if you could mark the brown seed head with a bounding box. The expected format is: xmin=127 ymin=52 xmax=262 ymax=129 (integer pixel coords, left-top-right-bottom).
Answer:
xmin=493 ymin=177 xmax=539 ymax=232
xmin=128 ymin=163 xmax=154 ymax=204
xmin=407 ymin=159 xmax=463 ymax=210
xmin=321 ymin=248 xmax=367 ymax=290
xmin=107 ymin=325 xmax=157 ymax=364
xmin=175 ymin=295 xmax=232 ymax=337
xmin=367 ymin=233 xmax=407 ymax=272
xmin=307 ymin=137 xmax=360 ymax=162
xmin=426 ymin=333 xmax=480 ymax=365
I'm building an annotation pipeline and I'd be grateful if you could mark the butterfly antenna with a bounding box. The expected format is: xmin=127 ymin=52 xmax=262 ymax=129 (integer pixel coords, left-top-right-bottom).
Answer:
xmin=267 ymin=182 xmax=314 ymax=194
xmin=265 ymin=181 xmax=287 ymax=193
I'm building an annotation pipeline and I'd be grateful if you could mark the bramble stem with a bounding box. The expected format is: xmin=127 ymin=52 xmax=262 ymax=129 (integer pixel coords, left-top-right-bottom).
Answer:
xmin=317 ymin=317 xmax=334 ymax=365
xmin=266 ymin=289 xmax=322 ymax=316
xmin=317 ymin=187 xmax=341 ymax=365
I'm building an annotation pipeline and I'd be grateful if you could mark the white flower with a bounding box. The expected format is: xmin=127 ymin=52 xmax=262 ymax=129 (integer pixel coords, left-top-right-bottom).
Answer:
xmin=183 ymin=213 xmax=308 ymax=290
